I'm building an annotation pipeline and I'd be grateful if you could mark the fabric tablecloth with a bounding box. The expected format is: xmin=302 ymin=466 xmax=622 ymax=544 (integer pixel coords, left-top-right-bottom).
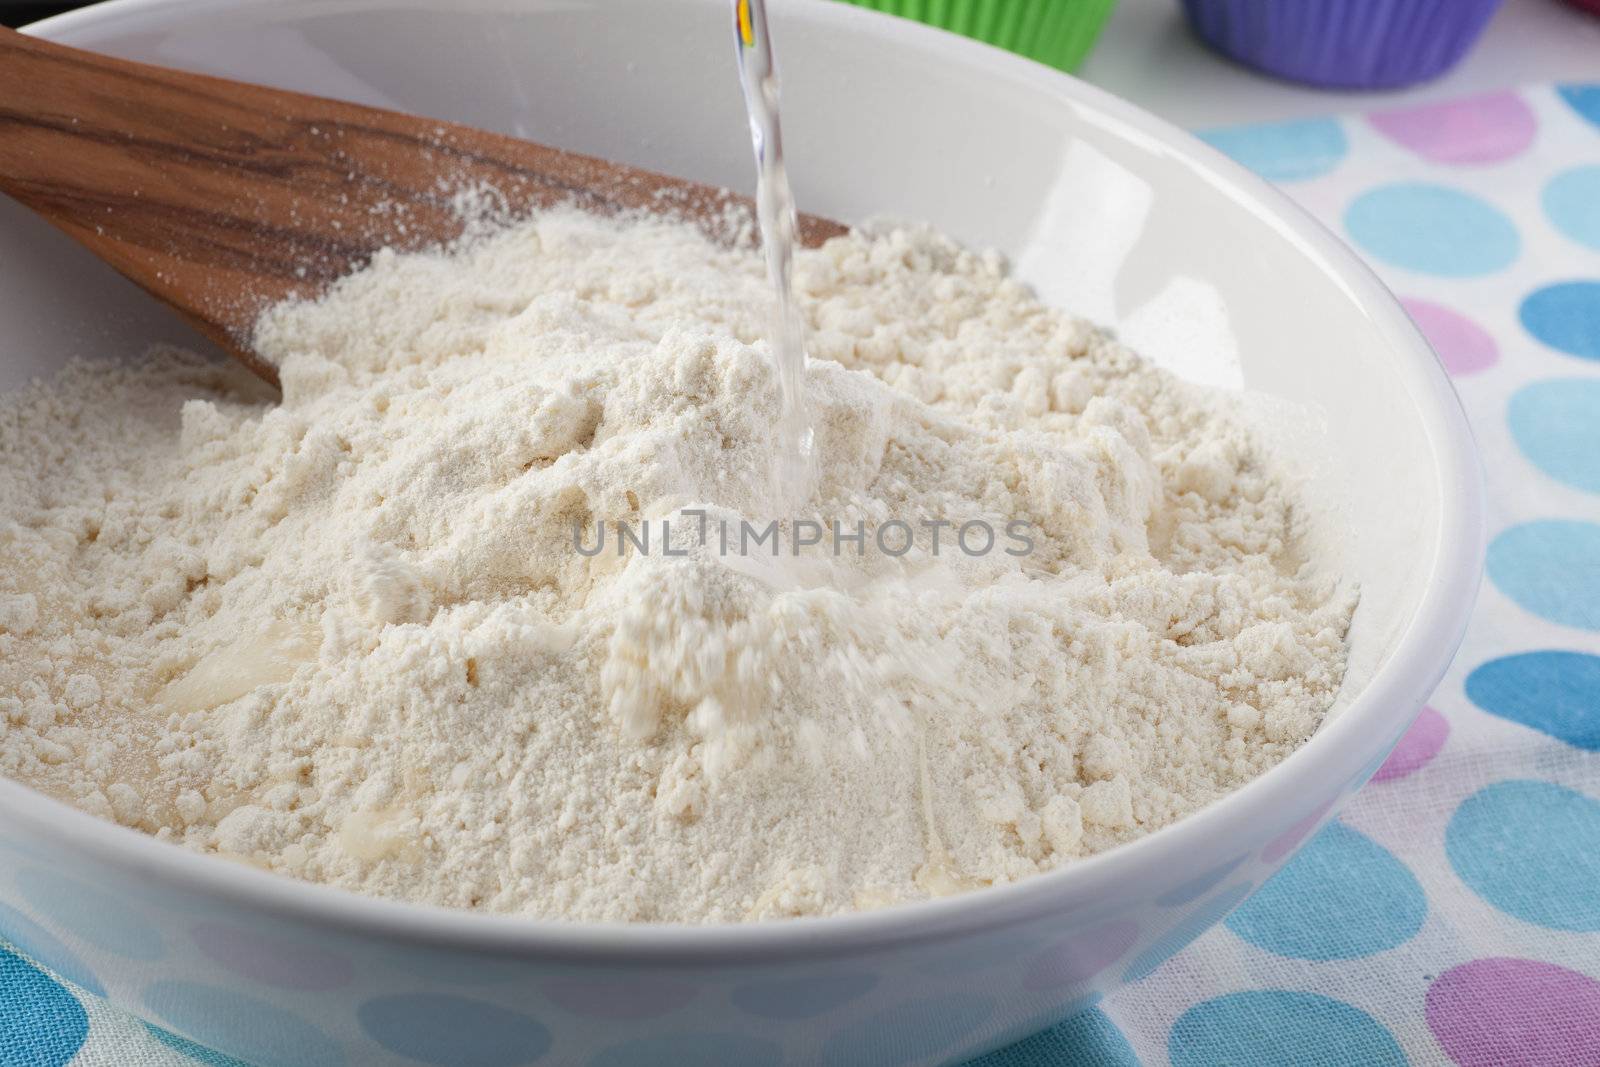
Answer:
xmin=3 ymin=82 xmax=1598 ymax=1067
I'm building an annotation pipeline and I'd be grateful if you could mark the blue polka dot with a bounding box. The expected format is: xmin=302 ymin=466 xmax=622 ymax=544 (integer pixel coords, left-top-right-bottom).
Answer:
xmin=1345 ymin=183 xmax=1519 ymax=277
xmin=1558 ymin=83 xmax=1600 ymax=132
xmin=1122 ymin=881 xmax=1255 ymax=982
xmin=588 ymin=1033 xmax=782 ymax=1067
xmin=1545 ymin=167 xmax=1600 ymax=251
xmin=0 ymin=947 xmax=87 ymax=1067
xmin=982 ymin=995 xmax=1103 ymax=1052
xmin=0 ymin=902 xmax=104 ymax=996
xmin=821 ymin=993 xmax=997 ymax=1067
xmin=358 ymin=994 xmax=549 ymax=1067
xmin=1155 ymin=854 xmax=1249 ymax=907
xmin=1170 ymin=991 xmax=1405 ymax=1067
xmin=1225 ymin=822 xmax=1425 ymax=960
xmin=1447 ymin=779 xmax=1600 ymax=931
xmin=730 ymin=970 xmax=877 ymax=1019
xmin=1487 ymin=521 xmax=1600 ymax=630
xmin=1509 ymin=380 xmax=1600 ymax=494
xmin=16 ymin=868 xmax=164 ymax=961
xmin=1521 ymin=282 xmax=1600 ymax=361
xmin=143 ymin=982 xmax=344 ymax=1067
xmin=966 ymin=1007 xmax=1138 ymax=1067
xmin=1467 ymin=651 xmax=1600 ymax=751
xmin=146 ymin=1023 xmax=256 ymax=1067
xmin=386 ymin=948 xmax=531 ymax=986
xmin=1199 ymin=118 xmax=1349 ymax=182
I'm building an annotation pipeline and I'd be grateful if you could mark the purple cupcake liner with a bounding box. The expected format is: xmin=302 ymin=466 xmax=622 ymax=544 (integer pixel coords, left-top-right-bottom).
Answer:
xmin=1181 ymin=0 xmax=1505 ymax=90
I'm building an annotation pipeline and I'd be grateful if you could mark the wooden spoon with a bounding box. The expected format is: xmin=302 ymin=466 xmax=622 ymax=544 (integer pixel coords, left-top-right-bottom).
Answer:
xmin=0 ymin=26 xmax=846 ymax=386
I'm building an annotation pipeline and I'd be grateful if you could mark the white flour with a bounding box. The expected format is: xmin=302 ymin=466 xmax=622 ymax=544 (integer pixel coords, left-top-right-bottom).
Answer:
xmin=0 ymin=211 xmax=1354 ymax=922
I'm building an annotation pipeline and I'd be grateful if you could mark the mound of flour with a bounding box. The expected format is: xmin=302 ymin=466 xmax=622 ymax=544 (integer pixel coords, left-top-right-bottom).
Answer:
xmin=0 ymin=210 xmax=1353 ymax=922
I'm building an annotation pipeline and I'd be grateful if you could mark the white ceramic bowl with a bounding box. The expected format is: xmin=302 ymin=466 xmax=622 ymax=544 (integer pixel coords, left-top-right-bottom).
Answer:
xmin=0 ymin=1 xmax=1482 ymax=1064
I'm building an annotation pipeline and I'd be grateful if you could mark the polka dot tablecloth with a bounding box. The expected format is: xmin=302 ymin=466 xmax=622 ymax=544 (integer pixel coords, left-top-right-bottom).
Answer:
xmin=3 ymin=83 xmax=1600 ymax=1066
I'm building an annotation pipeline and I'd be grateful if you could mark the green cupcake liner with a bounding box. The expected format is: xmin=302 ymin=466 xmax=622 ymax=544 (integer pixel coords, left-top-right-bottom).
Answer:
xmin=833 ymin=0 xmax=1117 ymax=73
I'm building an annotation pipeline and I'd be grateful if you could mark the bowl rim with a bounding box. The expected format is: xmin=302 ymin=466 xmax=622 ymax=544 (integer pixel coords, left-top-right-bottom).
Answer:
xmin=4 ymin=0 xmax=1485 ymax=963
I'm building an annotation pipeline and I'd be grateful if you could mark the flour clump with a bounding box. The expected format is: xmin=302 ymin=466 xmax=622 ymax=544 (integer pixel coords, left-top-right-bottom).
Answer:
xmin=0 ymin=210 xmax=1354 ymax=922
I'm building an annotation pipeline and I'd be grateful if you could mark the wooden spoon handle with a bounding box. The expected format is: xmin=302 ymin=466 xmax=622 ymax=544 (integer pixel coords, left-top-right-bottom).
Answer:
xmin=0 ymin=27 xmax=845 ymax=385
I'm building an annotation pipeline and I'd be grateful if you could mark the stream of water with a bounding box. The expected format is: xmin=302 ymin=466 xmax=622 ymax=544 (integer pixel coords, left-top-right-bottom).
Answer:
xmin=732 ymin=0 xmax=815 ymax=503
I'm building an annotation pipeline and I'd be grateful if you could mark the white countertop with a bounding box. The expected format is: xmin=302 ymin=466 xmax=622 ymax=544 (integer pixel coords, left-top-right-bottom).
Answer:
xmin=1078 ymin=0 xmax=1600 ymax=129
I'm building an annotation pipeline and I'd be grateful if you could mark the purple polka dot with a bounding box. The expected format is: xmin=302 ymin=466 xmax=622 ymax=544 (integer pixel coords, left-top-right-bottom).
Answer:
xmin=1024 ymin=920 xmax=1140 ymax=990
xmin=1372 ymin=706 xmax=1451 ymax=783
xmin=1402 ymin=299 xmax=1499 ymax=376
xmin=1427 ymin=958 xmax=1600 ymax=1066
xmin=1262 ymin=799 xmax=1334 ymax=863
xmin=190 ymin=924 xmax=353 ymax=991
xmin=1370 ymin=91 xmax=1537 ymax=164
xmin=543 ymin=977 xmax=695 ymax=1020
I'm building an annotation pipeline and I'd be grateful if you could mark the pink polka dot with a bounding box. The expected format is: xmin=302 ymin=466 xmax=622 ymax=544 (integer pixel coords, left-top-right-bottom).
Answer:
xmin=190 ymin=923 xmax=353 ymax=990
xmin=1261 ymin=799 xmax=1334 ymax=864
xmin=1024 ymin=920 xmax=1140 ymax=990
xmin=1372 ymin=706 xmax=1451 ymax=783
xmin=543 ymin=977 xmax=695 ymax=1020
xmin=1370 ymin=91 xmax=1537 ymax=165
xmin=1427 ymin=958 xmax=1600 ymax=1066
xmin=1402 ymin=299 xmax=1500 ymax=376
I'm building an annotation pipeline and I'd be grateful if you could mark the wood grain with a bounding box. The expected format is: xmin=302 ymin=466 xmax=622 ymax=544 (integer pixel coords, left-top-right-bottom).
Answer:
xmin=0 ymin=26 xmax=847 ymax=385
